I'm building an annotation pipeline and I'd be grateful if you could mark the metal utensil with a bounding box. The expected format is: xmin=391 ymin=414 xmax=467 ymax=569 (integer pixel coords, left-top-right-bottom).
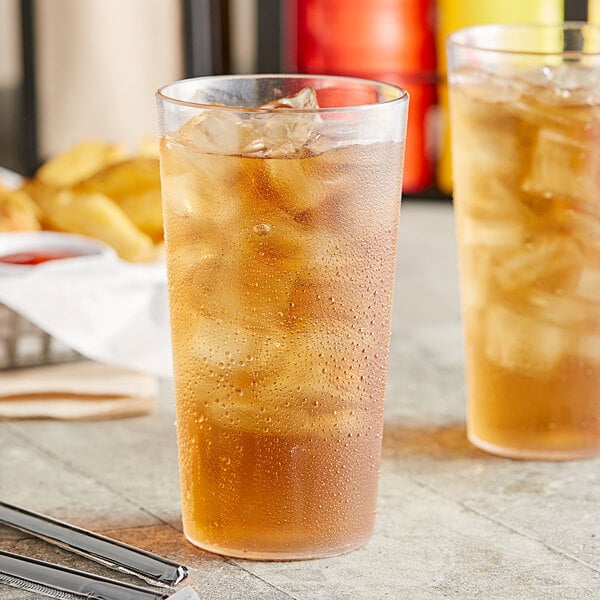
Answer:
xmin=0 ymin=501 xmax=187 ymax=587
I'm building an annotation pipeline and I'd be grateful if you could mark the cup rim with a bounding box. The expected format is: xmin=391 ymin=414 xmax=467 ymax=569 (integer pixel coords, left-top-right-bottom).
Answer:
xmin=447 ymin=21 xmax=600 ymax=57
xmin=156 ymin=73 xmax=409 ymax=113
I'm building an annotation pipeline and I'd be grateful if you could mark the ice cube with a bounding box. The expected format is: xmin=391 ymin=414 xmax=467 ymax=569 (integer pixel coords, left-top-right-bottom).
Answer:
xmin=509 ymin=65 xmax=600 ymax=133
xmin=457 ymin=249 xmax=494 ymax=309
xmin=523 ymin=127 xmax=600 ymax=205
xmin=485 ymin=304 xmax=569 ymax=374
xmin=451 ymin=68 xmax=523 ymax=104
xmin=259 ymin=86 xmax=319 ymax=110
xmin=160 ymin=137 xmax=242 ymax=224
xmin=166 ymin=240 xmax=230 ymax=313
xmin=162 ymin=134 xmax=239 ymax=181
xmin=494 ymin=234 xmax=582 ymax=292
xmin=512 ymin=93 xmax=597 ymax=132
xmin=255 ymin=327 xmax=372 ymax=434
xmin=189 ymin=318 xmax=283 ymax=375
xmin=167 ymin=87 xmax=322 ymax=160
xmin=265 ymin=151 xmax=350 ymax=215
xmin=578 ymin=333 xmax=600 ymax=364
xmin=451 ymin=81 xmax=531 ymax=180
xmin=457 ymin=214 xmax=525 ymax=248
xmin=528 ymin=290 xmax=589 ymax=328
xmin=452 ymin=121 xmax=526 ymax=181
xmin=177 ymin=320 xmax=291 ymax=430
xmin=162 ymin=173 xmax=240 ymax=227
xmin=160 ymin=168 xmax=242 ymax=261
xmin=559 ymin=207 xmax=600 ymax=254
xmin=180 ymin=318 xmax=374 ymax=436
xmin=243 ymin=87 xmax=321 ymax=158
xmin=239 ymin=212 xmax=313 ymax=322
xmin=531 ymin=65 xmax=600 ymax=106
xmin=175 ymin=109 xmax=244 ymax=155
xmin=511 ymin=94 xmax=567 ymax=129
xmin=245 ymin=212 xmax=312 ymax=263
xmin=157 ymin=169 xmax=194 ymax=220
xmin=453 ymin=170 xmax=525 ymax=222
xmin=577 ymin=267 xmax=600 ymax=301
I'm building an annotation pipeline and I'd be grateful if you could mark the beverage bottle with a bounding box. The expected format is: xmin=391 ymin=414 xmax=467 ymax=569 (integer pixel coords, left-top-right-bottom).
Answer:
xmin=590 ymin=0 xmax=600 ymax=23
xmin=285 ymin=0 xmax=437 ymax=194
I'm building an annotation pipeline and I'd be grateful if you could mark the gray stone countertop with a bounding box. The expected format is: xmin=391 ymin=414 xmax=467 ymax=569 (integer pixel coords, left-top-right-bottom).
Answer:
xmin=1 ymin=200 xmax=600 ymax=599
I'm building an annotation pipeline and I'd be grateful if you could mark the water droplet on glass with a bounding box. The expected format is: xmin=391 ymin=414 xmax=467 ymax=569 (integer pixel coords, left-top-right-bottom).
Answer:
xmin=253 ymin=223 xmax=271 ymax=236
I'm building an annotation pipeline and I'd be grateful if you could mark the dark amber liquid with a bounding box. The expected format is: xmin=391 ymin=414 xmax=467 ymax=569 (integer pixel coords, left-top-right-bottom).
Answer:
xmin=161 ymin=140 xmax=403 ymax=557
xmin=450 ymin=67 xmax=600 ymax=459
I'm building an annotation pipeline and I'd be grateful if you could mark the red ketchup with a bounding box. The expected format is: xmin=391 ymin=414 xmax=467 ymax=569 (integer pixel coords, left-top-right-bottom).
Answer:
xmin=0 ymin=250 xmax=80 ymax=265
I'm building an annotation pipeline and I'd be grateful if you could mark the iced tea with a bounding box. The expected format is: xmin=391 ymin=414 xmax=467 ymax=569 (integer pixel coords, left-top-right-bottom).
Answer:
xmin=157 ymin=77 xmax=407 ymax=558
xmin=449 ymin=36 xmax=600 ymax=459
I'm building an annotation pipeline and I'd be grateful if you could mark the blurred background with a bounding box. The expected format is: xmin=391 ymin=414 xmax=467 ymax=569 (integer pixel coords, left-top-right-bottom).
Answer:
xmin=0 ymin=0 xmax=590 ymax=197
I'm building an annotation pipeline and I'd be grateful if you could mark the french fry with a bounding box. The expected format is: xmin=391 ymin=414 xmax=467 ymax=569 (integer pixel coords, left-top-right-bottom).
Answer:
xmin=76 ymin=158 xmax=163 ymax=241
xmin=116 ymin=188 xmax=163 ymax=242
xmin=6 ymin=139 xmax=165 ymax=261
xmin=21 ymin=177 xmax=55 ymax=205
xmin=36 ymin=189 xmax=155 ymax=262
xmin=0 ymin=186 xmax=41 ymax=232
xmin=35 ymin=141 xmax=125 ymax=187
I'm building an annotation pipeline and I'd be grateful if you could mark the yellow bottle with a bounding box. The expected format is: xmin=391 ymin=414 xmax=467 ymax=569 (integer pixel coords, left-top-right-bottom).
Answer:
xmin=436 ymin=0 xmax=564 ymax=194
xmin=590 ymin=0 xmax=600 ymax=24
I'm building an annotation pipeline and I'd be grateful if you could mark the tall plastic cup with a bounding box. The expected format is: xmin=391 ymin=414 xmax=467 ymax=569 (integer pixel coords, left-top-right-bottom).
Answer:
xmin=157 ymin=75 xmax=408 ymax=558
xmin=448 ymin=24 xmax=600 ymax=459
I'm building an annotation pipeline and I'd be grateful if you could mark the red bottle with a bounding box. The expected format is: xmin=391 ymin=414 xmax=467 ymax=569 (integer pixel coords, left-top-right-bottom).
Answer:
xmin=285 ymin=0 xmax=437 ymax=193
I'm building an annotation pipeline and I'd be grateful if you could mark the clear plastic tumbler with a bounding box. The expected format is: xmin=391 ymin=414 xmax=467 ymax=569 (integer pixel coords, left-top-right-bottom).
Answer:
xmin=157 ymin=75 xmax=408 ymax=558
xmin=448 ymin=24 xmax=600 ymax=459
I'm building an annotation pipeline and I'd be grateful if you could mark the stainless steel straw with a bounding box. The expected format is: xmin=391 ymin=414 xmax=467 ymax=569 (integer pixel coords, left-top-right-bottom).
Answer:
xmin=0 ymin=550 xmax=172 ymax=600
xmin=0 ymin=501 xmax=188 ymax=587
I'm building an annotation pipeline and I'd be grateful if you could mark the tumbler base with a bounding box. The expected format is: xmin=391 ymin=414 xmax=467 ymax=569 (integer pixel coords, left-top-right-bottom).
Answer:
xmin=183 ymin=532 xmax=370 ymax=561
xmin=468 ymin=431 xmax=600 ymax=461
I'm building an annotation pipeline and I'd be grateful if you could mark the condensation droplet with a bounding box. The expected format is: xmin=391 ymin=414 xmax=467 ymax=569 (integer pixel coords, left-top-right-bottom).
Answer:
xmin=253 ymin=223 xmax=271 ymax=236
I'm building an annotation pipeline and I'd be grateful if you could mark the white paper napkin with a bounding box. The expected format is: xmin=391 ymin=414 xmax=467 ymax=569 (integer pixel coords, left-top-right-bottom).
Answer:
xmin=0 ymin=235 xmax=173 ymax=378
xmin=0 ymin=361 xmax=157 ymax=420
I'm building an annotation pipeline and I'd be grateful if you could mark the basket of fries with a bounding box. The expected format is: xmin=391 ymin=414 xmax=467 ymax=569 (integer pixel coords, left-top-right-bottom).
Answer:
xmin=0 ymin=139 xmax=164 ymax=370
